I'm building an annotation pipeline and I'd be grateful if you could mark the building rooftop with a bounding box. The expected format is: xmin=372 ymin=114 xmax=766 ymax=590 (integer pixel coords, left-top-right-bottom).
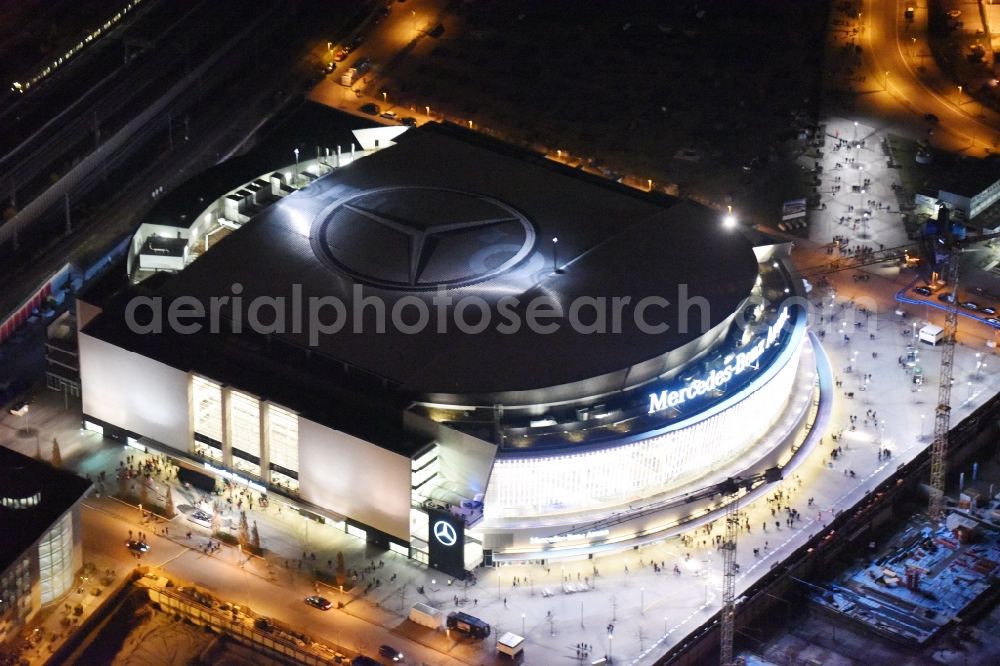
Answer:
xmin=146 ymin=122 xmax=759 ymax=406
xmin=0 ymin=446 xmax=91 ymax=573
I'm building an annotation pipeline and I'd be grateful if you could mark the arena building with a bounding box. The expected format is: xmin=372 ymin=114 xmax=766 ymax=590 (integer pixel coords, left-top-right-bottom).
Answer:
xmin=77 ymin=109 xmax=815 ymax=576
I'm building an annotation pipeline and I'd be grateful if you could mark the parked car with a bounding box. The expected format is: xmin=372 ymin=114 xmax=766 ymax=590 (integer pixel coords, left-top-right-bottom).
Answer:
xmin=938 ymin=293 xmax=956 ymax=303
xmin=923 ymin=113 xmax=938 ymax=124
xmin=360 ymin=103 xmax=380 ymax=115
xmin=981 ymin=306 xmax=996 ymax=315
xmin=400 ymin=116 xmax=417 ymax=126
xmin=913 ymin=286 xmax=932 ymax=296
xmin=960 ymin=301 xmax=979 ymax=311
xmin=187 ymin=509 xmax=212 ymax=528
xmin=333 ymin=48 xmax=351 ymax=62
xmin=305 ymin=595 xmax=332 ymax=610
xmin=380 ymin=111 xmax=398 ymax=120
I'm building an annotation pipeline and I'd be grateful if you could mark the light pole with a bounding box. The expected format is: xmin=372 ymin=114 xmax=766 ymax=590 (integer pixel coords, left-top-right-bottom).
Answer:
xmin=884 ymin=70 xmax=890 ymax=90
xmin=293 ymin=148 xmax=300 ymax=187
xmin=552 ymin=236 xmax=559 ymax=273
xmin=381 ymin=91 xmax=387 ymax=104
xmin=975 ymin=352 xmax=983 ymax=379
xmin=957 ymin=85 xmax=963 ymax=105
xmin=425 ymin=105 xmax=431 ymax=117
xmin=921 ymin=414 xmax=926 ymax=439
xmin=723 ymin=205 xmax=736 ymax=229
xmin=647 ymin=178 xmax=653 ymax=191
xmin=521 ymin=612 xmax=525 ymax=635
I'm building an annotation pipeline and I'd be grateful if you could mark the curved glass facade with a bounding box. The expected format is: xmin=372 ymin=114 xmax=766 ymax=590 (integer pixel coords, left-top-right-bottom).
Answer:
xmin=484 ymin=335 xmax=803 ymax=520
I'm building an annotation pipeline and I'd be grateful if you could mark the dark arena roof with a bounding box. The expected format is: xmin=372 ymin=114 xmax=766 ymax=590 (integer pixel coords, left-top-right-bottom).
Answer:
xmin=0 ymin=446 xmax=91 ymax=573
xmin=96 ymin=122 xmax=760 ymax=410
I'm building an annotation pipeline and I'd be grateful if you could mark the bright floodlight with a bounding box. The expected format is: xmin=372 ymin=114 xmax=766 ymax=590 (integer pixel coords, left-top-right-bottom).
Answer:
xmin=723 ymin=214 xmax=737 ymax=229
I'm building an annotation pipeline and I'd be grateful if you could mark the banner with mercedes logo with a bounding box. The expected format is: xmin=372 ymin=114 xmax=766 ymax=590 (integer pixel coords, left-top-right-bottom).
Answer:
xmin=426 ymin=506 xmax=466 ymax=578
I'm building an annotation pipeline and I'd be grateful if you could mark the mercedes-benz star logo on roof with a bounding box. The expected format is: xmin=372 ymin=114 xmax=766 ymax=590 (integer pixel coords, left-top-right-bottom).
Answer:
xmin=311 ymin=186 xmax=536 ymax=290
xmin=433 ymin=520 xmax=458 ymax=547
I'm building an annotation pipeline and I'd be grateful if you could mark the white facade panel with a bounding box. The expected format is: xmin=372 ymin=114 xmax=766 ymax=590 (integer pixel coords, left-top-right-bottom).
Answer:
xmin=79 ymin=332 xmax=190 ymax=452
xmin=297 ymin=418 xmax=411 ymax=541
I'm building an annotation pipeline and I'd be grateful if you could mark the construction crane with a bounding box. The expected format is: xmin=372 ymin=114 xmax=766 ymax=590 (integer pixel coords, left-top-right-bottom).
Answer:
xmin=719 ymin=477 xmax=740 ymax=666
xmin=717 ymin=473 xmax=779 ymax=666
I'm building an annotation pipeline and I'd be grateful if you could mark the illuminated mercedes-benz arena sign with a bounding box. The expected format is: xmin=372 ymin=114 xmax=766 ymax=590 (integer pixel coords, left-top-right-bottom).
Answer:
xmin=78 ymin=115 xmax=818 ymax=573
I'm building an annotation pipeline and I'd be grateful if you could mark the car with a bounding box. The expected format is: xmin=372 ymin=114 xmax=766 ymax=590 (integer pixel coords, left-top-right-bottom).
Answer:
xmin=923 ymin=113 xmax=939 ymax=124
xmin=360 ymin=103 xmax=380 ymax=115
xmin=938 ymin=293 xmax=956 ymax=303
xmin=305 ymin=595 xmax=332 ymax=610
xmin=986 ymin=318 xmax=1000 ymax=327
xmin=947 ymin=9 xmax=962 ymax=18
xmin=380 ymin=111 xmax=398 ymax=120
xmin=187 ymin=509 xmax=212 ymax=527
xmin=913 ymin=286 xmax=932 ymax=296
xmin=126 ymin=539 xmax=150 ymax=553
xmin=981 ymin=307 xmax=996 ymax=315
xmin=904 ymin=6 xmax=915 ymax=20
xmin=349 ymin=34 xmax=366 ymax=49
xmin=400 ymin=116 xmax=417 ymax=126
xmin=960 ymin=301 xmax=979 ymax=311
xmin=324 ymin=62 xmax=336 ymax=73
xmin=333 ymin=48 xmax=351 ymax=62
xmin=378 ymin=644 xmax=404 ymax=661
xmin=254 ymin=617 xmax=274 ymax=632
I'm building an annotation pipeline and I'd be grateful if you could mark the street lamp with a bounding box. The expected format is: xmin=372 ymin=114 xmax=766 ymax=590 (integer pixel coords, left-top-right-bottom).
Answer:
xmin=551 ymin=237 xmax=559 ymax=273
xmin=521 ymin=612 xmax=525 ymax=635
xmin=723 ymin=205 xmax=736 ymax=229
xmin=381 ymin=91 xmax=387 ymax=103
xmin=885 ymin=70 xmax=890 ymax=90
xmin=957 ymin=85 xmax=963 ymax=105
xmin=425 ymin=105 xmax=431 ymax=117
xmin=647 ymin=178 xmax=653 ymax=191
xmin=293 ymin=148 xmax=300 ymax=186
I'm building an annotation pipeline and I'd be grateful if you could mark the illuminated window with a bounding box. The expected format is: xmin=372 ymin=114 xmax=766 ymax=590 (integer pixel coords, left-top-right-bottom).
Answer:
xmin=229 ymin=390 xmax=261 ymax=477
xmin=268 ymin=404 xmax=298 ymax=475
xmin=192 ymin=376 xmax=223 ymax=444
xmin=38 ymin=513 xmax=74 ymax=604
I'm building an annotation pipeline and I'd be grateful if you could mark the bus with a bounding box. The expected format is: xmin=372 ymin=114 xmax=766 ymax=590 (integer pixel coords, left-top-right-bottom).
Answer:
xmin=446 ymin=611 xmax=491 ymax=638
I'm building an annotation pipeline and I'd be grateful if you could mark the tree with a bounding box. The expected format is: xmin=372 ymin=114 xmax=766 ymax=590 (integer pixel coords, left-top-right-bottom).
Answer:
xmin=50 ymin=438 xmax=62 ymax=467
xmin=164 ymin=486 xmax=175 ymax=518
xmin=335 ymin=551 xmax=347 ymax=587
xmin=238 ymin=511 xmax=250 ymax=549
xmin=250 ymin=521 xmax=261 ymax=550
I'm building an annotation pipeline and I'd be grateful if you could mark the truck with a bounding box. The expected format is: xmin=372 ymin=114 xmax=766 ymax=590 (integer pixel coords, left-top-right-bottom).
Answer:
xmin=446 ymin=611 xmax=491 ymax=638
xmin=340 ymin=57 xmax=372 ymax=86
xmin=408 ymin=602 xmax=443 ymax=629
